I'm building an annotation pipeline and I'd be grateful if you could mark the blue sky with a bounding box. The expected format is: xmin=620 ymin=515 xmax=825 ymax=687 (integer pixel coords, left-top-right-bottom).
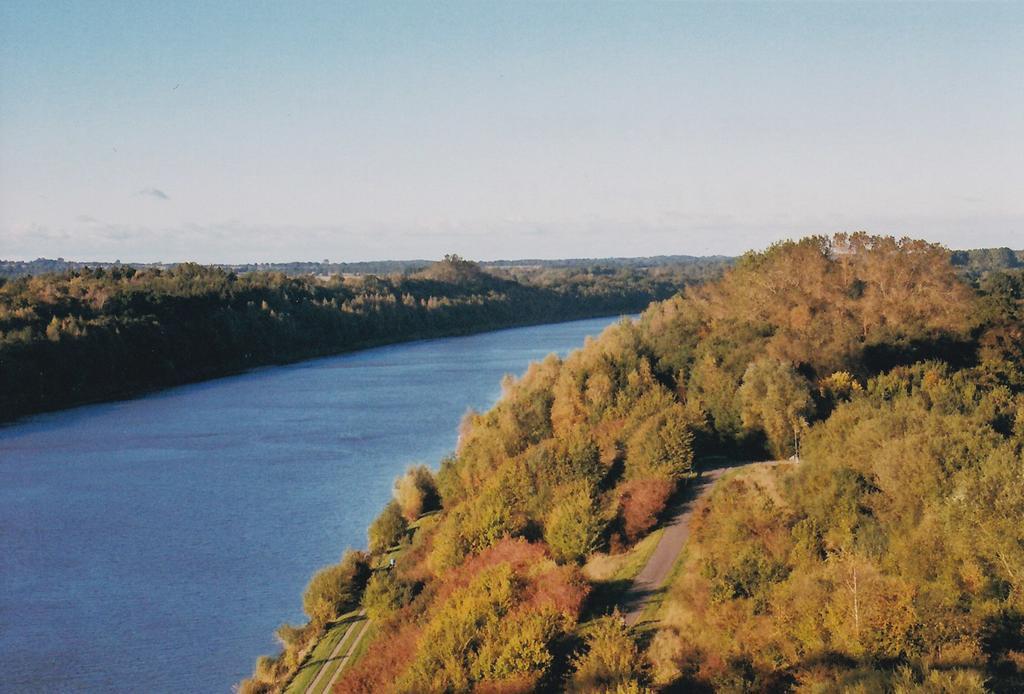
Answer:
xmin=1 ymin=1 xmax=1022 ymax=262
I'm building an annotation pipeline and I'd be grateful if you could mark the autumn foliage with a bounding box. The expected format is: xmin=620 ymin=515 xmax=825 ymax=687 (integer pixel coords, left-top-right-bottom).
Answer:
xmin=616 ymin=477 xmax=674 ymax=543
xmin=246 ymin=235 xmax=1024 ymax=692
xmin=336 ymin=539 xmax=588 ymax=693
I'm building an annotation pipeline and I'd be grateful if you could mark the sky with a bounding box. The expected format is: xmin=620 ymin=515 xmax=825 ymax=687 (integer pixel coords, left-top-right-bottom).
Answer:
xmin=1 ymin=1 xmax=1022 ymax=263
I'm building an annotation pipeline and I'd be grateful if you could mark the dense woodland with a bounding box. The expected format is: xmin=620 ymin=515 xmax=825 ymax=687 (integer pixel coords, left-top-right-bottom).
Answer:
xmin=0 ymin=256 xmax=723 ymax=422
xmin=239 ymin=233 xmax=1024 ymax=693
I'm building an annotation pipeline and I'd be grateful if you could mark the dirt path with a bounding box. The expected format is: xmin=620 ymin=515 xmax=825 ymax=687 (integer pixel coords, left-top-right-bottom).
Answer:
xmin=621 ymin=462 xmax=754 ymax=626
xmin=302 ymin=610 xmax=366 ymax=693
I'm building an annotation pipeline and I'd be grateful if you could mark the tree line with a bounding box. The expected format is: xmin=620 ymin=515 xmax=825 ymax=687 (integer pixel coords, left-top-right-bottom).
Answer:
xmin=0 ymin=255 xmax=723 ymax=422
xmin=0 ymin=254 xmax=735 ymax=279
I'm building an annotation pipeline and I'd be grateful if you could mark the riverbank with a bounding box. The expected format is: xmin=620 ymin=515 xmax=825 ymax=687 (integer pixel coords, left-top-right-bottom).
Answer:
xmin=1 ymin=305 xmax=639 ymax=426
xmin=1 ymin=255 xmax=698 ymax=423
xmin=0 ymin=315 xmax=627 ymax=692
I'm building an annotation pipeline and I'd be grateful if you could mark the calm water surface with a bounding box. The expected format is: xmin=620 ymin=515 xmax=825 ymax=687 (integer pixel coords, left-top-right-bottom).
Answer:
xmin=0 ymin=315 xmax=626 ymax=693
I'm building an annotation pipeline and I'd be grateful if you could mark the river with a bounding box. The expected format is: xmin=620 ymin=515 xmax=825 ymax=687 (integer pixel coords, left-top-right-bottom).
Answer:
xmin=0 ymin=314 xmax=627 ymax=693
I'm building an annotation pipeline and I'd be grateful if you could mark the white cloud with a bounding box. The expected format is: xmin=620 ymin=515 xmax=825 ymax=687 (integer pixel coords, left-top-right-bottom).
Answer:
xmin=134 ymin=188 xmax=170 ymax=201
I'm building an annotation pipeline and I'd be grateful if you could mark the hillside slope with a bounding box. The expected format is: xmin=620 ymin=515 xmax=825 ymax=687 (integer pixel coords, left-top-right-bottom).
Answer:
xmin=240 ymin=234 xmax=1024 ymax=693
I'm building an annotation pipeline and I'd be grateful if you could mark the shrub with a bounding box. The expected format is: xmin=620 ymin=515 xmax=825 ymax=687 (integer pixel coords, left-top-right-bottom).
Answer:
xmin=395 ymin=465 xmax=441 ymax=521
xmin=819 ymin=370 xmax=862 ymax=403
xmin=368 ymin=499 xmax=408 ymax=553
xmin=397 ymin=564 xmax=520 ymax=692
xmin=274 ymin=622 xmax=317 ymax=669
xmin=553 ymin=431 xmax=604 ymax=487
xmin=362 ymin=569 xmax=415 ymax=622
xmin=429 ymin=486 xmax=528 ymax=571
xmin=302 ymin=549 xmax=371 ymax=623
xmin=616 ymin=477 xmax=674 ymax=543
xmin=544 ymin=484 xmax=607 ymax=563
xmin=568 ymin=614 xmax=650 ymax=693
xmin=739 ymin=357 xmax=814 ymax=459
xmin=253 ymin=654 xmax=279 ymax=682
xmin=625 ymin=405 xmax=695 ymax=481
xmin=273 ymin=622 xmax=308 ymax=650
xmin=397 ymin=547 xmax=587 ymax=693
xmin=335 ymin=621 xmax=422 ymax=694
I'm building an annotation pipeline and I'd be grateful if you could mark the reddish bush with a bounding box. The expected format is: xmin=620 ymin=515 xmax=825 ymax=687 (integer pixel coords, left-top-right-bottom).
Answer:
xmin=339 ymin=536 xmax=590 ymax=692
xmin=437 ymin=537 xmax=549 ymax=599
xmin=333 ymin=621 xmax=420 ymax=694
xmin=440 ymin=536 xmax=589 ymax=617
xmin=519 ymin=562 xmax=589 ymax=617
xmin=617 ymin=477 xmax=674 ymax=543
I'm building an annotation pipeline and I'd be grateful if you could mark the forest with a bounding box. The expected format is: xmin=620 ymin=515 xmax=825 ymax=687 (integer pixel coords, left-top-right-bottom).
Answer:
xmin=239 ymin=233 xmax=1024 ymax=693
xmin=0 ymin=255 xmax=723 ymax=422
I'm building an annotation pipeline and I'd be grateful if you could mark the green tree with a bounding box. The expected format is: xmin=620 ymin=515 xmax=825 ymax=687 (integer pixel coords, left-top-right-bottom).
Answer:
xmin=394 ymin=465 xmax=440 ymax=521
xmin=429 ymin=490 xmax=527 ymax=571
xmin=569 ymin=614 xmax=650 ymax=693
xmin=362 ymin=569 xmax=415 ymax=622
xmin=625 ymin=404 xmax=695 ymax=481
xmin=544 ymin=484 xmax=607 ymax=563
xmin=739 ymin=358 xmax=814 ymax=459
xmin=554 ymin=431 xmax=604 ymax=487
xmin=368 ymin=499 xmax=408 ymax=554
xmin=302 ymin=550 xmax=371 ymax=623
xmin=397 ymin=564 xmax=519 ymax=692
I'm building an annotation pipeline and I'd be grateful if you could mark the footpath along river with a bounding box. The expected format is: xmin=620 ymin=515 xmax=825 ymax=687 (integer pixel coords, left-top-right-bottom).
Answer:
xmin=0 ymin=314 xmax=629 ymax=693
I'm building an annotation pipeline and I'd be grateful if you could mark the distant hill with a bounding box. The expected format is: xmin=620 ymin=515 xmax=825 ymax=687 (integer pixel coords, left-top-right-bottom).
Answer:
xmin=3 ymin=247 xmax=1018 ymax=280
xmin=0 ymin=257 xmax=436 ymax=278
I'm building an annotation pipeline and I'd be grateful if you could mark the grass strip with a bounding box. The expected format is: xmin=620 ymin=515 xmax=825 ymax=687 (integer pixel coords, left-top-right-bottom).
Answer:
xmin=582 ymin=528 xmax=665 ymax=619
xmin=317 ymin=619 xmax=376 ymax=693
xmin=283 ymin=610 xmax=362 ymax=694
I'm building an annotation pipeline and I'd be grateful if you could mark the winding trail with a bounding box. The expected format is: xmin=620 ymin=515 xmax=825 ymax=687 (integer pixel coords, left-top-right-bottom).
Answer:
xmin=621 ymin=461 xmax=765 ymax=626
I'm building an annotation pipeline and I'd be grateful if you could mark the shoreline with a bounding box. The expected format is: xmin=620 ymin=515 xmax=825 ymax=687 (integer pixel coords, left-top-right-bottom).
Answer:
xmin=0 ymin=307 xmax=643 ymax=428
